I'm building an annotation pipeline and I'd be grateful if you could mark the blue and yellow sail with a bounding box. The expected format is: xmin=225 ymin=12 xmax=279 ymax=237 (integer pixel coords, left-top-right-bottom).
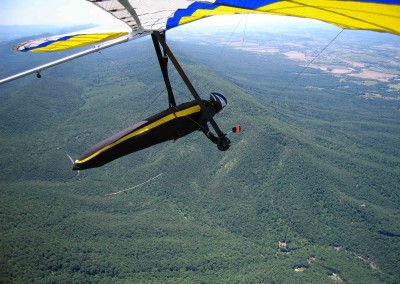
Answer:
xmin=166 ymin=0 xmax=400 ymax=36
xmin=14 ymin=32 xmax=128 ymax=52
xmin=14 ymin=0 xmax=400 ymax=53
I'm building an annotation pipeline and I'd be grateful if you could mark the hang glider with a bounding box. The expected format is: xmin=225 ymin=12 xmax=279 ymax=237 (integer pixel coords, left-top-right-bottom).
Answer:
xmin=1 ymin=0 xmax=399 ymax=164
xmin=2 ymin=0 xmax=400 ymax=83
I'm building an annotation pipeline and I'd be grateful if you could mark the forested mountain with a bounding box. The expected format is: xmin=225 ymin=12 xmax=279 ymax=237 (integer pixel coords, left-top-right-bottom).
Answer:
xmin=0 ymin=24 xmax=399 ymax=283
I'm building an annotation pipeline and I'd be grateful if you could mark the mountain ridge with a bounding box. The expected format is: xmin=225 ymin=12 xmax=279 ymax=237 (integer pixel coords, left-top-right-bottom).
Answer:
xmin=0 ymin=30 xmax=399 ymax=283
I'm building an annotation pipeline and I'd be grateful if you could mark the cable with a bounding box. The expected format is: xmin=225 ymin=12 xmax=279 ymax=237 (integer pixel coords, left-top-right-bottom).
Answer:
xmin=274 ymin=29 xmax=344 ymax=99
xmin=105 ymin=173 xmax=164 ymax=196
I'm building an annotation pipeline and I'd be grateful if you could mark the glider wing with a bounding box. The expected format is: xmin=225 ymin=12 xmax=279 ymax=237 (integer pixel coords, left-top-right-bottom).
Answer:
xmin=13 ymin=0 xmax=400 ymax=53
xmin=14 ymin=32 xmax=129 ymax=52
xmin=87 ymin=0 xmax=400 ymax=36
xmin=164 ymin=0 xmax=400 ymax=36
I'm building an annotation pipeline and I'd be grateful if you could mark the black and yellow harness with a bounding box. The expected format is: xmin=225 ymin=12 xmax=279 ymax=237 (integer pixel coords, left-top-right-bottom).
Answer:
xmin=73 ymin=100 xmax=217 ymax=170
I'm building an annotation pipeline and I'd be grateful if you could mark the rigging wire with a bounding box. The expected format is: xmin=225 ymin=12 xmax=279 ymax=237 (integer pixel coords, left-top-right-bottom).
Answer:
xmin=139 ymin=87 xmax=166 ymax=116
xmin=220 ymin=14 xmax=248 ymax=55
xmin=241 ymin=15 xmax=248 ymax=52
xmin=274 ymin=29 xmax=344 ymax=100
xmin=105 ymin=173 xmax=164 ymax=196
xmin=97 ymin=50 xmax=118 ymax=66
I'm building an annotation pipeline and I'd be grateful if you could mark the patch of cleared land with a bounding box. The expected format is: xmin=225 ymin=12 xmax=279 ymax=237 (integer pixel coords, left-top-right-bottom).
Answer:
xmin=348 ymin=70 xmax=397 ymax=82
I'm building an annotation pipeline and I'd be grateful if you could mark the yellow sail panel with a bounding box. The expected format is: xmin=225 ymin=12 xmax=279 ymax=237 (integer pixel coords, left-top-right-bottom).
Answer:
xmin=168 ymin=1 xmax=400 ymax=36
xmin=256 ymin=1 xmax=400 ymax=35
xmin=14 ymin=32 xmax=128 ymax=52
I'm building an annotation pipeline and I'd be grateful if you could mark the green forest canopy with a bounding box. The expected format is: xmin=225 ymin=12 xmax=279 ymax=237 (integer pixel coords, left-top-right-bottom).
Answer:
xmin=0 ymin=25 xmax=399 ymax=283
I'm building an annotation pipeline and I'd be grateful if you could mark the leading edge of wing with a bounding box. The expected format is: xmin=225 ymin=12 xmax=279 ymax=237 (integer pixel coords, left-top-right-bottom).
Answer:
xmin=13 ymin=32 xmax=130 ymax=52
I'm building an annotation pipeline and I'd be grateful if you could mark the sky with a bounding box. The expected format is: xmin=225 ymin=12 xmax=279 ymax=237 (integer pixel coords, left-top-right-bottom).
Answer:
xmin=1 ymin=0 xmax=124 ymax=27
